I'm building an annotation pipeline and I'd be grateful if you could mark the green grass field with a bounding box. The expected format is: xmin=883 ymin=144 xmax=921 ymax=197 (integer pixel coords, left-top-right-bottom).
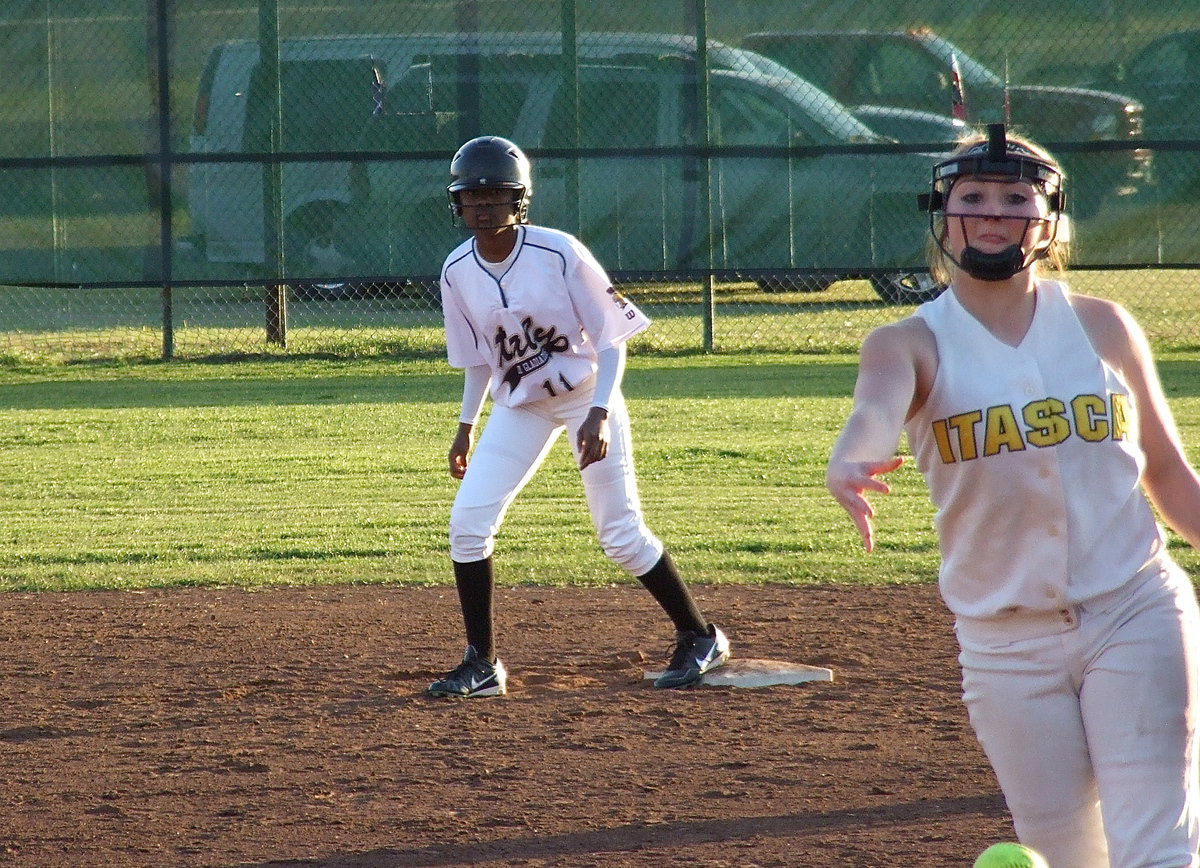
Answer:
xmin=2 ymin=268 xmax=1199 ymax=365
xmin=1 ymin=352 xmax=1196 ymax=593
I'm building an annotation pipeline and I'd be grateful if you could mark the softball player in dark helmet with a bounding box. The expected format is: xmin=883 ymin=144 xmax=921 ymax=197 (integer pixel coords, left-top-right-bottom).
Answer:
xmin=429 ymin=136 xmax=729 ymax=698
xmin=828 ymin=124 xmax=1200 ymax=867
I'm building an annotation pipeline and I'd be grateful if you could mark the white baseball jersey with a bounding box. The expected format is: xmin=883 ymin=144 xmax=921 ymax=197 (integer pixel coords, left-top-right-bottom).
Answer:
xmin=904 ymin=280 xmax=1165 ymax=620
xmin=440 ymin=224 xmax=650 ymax=408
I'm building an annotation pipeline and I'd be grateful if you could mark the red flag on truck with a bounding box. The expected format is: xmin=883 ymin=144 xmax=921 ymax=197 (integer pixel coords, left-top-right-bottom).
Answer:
xmin=950 ymin=53 xmax=966 ymax=121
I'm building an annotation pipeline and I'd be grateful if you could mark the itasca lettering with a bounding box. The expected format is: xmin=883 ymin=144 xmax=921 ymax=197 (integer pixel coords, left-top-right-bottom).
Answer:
xmin=929 ymin=392 xmax=1131 ymax=463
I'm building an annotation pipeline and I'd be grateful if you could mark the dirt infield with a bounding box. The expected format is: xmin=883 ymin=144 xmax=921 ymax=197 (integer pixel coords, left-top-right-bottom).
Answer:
xmin=0 ymin=582 xmax=1014 ymax=867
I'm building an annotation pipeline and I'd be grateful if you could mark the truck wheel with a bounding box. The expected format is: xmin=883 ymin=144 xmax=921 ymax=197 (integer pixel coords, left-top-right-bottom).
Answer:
xmin=870 ymin=271 xmax=946 ymax=305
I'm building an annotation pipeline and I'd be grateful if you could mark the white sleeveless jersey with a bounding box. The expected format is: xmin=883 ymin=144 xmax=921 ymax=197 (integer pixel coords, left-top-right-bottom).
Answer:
xmin=904 ymin=280 xmax=1165 ymax=619
xmin=440 ymin=224 xmax=651 ymax=408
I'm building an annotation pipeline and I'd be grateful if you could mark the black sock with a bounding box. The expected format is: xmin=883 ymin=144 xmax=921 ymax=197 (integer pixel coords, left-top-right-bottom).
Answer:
xmin=635 ymin=551 xmax=707 ymax=634
xmin=453 ymin=557 xmax=495 ymax=661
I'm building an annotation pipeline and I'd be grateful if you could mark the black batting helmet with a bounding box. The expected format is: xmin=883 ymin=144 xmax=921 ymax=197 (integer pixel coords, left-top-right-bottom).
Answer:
xmin=447 ymin=136 xmax=532 ymax=223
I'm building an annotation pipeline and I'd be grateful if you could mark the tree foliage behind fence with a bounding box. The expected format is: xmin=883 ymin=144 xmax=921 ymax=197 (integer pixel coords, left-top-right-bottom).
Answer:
xmin=1 ymin=0 xmax=1198 ymax=360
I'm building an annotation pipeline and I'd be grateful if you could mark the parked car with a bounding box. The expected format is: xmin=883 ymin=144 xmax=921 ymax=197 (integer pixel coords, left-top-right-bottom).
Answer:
xmin=1031 ymin=29 xmax=1200 ymax=200
xmin=186 ymin=33 xmax=945 ymax=303
xmin=741 ymin=28 xmax=1150 ymax=217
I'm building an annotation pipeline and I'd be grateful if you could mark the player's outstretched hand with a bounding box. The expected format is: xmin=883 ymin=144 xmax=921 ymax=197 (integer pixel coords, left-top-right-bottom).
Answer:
xmin=576 ymin=407 xmax=610 ymax=470
xmin=826 ymin=456 xmax=904 ymax=552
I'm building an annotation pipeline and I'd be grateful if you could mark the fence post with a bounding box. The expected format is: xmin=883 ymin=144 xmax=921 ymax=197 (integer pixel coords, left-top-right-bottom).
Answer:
xmin=688 ymin=0 xmax=715 ymax=352
xmin=561 ymin=0 xmax=580 ymax=237
xmin=455 ymin=0 xmax=480 ymax=141
xmin=260 ymin=0 xmax=287 ymax=346
xmin=147 ymin=0 xmax=175 ymax=358
xmin=265 ymin=283 xmax=287 ymax=344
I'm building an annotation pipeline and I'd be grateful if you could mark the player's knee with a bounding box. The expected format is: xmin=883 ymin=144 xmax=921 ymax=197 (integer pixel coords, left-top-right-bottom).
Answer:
xmin=597 ymin=523 xmax=660 ymax=574
xmin=449 ymin=532 xmax=493 ymax=563
xmin=449 ymin=509 xmax=496 ymax=562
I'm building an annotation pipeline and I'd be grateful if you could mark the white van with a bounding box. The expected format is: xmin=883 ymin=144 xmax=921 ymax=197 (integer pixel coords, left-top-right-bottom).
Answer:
xmin=187 ymin=33 xmax=939 ymax=302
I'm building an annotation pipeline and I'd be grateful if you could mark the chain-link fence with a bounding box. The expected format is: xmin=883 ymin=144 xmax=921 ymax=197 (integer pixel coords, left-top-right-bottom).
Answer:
xmin=2 ymin=1 xmax=1198 ymax=361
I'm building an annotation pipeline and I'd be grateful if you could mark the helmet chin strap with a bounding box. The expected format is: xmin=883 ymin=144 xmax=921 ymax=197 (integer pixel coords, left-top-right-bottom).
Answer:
xmin=939 ymin=213 xmax=1052 ymax=282
xmin=958 ymin=244 xmax=1027 ymax=282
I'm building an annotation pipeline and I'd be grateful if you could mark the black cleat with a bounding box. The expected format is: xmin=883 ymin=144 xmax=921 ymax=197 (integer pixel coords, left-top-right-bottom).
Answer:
xmin=428 ymin=645 xmax=507 ymax=697
xmin=654 ymin=623 xmax=730 ymax=689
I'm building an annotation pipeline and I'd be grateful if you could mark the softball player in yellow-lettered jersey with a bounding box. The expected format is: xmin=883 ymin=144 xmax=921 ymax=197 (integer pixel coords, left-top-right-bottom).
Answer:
xmin=827 ymin=125 xmax=1200 ymax=867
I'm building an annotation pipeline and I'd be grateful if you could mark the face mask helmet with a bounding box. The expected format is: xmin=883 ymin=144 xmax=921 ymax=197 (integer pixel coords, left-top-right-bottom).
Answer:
xmin=917 ymin=123 xmax=1066 ymax=281
xmin=447 ymin=136 xmax=532 ymax=224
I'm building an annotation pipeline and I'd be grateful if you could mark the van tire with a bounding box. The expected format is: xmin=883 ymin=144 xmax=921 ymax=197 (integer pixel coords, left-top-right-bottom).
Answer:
xmin=284 ymin=202 xmax=358 ymax=300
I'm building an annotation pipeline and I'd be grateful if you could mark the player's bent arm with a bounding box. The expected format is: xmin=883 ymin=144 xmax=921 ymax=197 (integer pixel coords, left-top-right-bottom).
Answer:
xmin=590 ymin=345 xmax=624 ymax=412
xmin=1134 ymin=384 xmax=1200 ymax=549
xmin=575 ymin=346 xmax=622 ymax=471
xmin=449 ymin=365 xmax=491 ymax=479
xmin=459 ymin=364 xmax=491 ymax=425
xmin=1145 ymin=445 xmax=1200 ymax=550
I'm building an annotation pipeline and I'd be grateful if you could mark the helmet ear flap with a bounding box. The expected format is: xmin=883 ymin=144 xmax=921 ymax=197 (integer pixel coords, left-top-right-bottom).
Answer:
xmin=446 ymin=191 xmax=464 ymax=223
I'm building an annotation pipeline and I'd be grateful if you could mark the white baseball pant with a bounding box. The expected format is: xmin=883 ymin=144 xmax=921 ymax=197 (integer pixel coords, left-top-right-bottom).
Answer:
xmin=956 ymin=558 xmax=1200 ymax=868
xmin=449 ymin=378 xmax=664 ymax=577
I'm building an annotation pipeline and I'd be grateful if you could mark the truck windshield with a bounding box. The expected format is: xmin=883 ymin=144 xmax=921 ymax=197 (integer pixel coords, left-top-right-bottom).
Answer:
xmin=914 ymin=34 xmax=1004 ymax=87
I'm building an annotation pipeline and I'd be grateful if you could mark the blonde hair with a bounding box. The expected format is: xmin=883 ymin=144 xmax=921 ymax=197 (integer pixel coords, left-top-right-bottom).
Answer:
xmin=926 ymin=129 xmax=1071 ymax=284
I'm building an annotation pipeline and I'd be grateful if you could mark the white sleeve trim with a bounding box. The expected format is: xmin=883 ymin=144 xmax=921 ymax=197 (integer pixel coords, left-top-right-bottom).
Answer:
xmin=590 ymin=344 xmax=625 ymax=411
xmin=459 ymin=364 xmax=491 ymax=425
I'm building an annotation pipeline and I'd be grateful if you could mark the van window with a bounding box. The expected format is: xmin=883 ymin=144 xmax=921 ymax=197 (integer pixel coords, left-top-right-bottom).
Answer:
xmin=545 ymin=70 xmax=659 ymax=149
xmin=1129 ymin=36 xmax=1191 ymax=85
xmin=861 ymin=43 xmax=947 ymax=110
xmin=411 ymin=54 xmax=549 ymax=139
xmin=388 ymin=62 xmax=434 ymax=114
xmin=192 ymin=47 xmax=222 ymax=136
xmin=244 ymin=57 xmax=385 ymax=152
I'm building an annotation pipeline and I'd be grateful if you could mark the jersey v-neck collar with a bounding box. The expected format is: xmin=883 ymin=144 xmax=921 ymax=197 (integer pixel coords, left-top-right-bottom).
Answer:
xmin=473 ymin=226 xmax=525 ymax=307
xmin=947 ymin=281 xmax=1043 ymax=351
